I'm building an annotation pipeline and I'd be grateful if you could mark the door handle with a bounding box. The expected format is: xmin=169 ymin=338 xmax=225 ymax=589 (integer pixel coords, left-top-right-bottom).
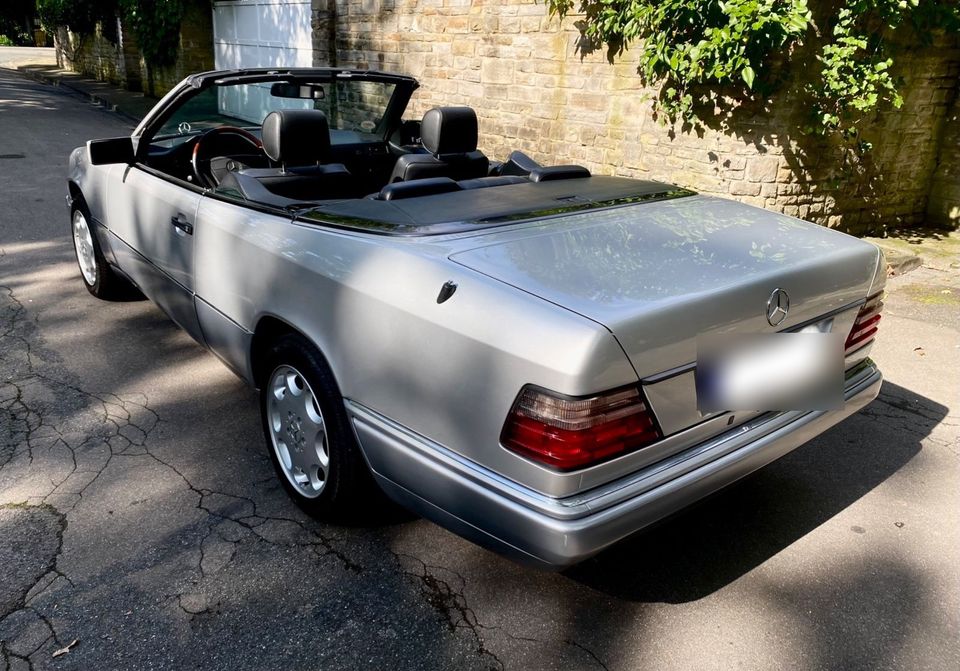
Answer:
xmin=170 ymin=214 xmax=194 ymax=235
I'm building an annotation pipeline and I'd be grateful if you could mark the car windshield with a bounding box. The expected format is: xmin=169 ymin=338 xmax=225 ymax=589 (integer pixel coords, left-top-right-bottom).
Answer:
xmin=155 ymin=79 xmax=397 ymax=139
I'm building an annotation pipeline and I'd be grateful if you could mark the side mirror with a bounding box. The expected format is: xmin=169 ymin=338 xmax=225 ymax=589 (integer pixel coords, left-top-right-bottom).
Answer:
xmin=87 ymin=137 xmax=135 ymax=165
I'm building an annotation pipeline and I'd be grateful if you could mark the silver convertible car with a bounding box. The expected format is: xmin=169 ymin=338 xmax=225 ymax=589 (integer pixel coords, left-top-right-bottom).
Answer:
xmin=68 ymin=68 xmax=885 ymax=568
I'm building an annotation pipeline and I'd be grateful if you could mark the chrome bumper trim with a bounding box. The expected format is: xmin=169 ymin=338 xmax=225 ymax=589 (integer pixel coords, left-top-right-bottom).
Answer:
xmin=348 ymin=360 xmax=882 ymax=567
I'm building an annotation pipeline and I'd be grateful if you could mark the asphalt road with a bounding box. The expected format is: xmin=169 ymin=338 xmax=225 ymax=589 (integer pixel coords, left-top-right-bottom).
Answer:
xmin=1 ymin=67 xmax=958 ymax=671
xmin=0 ymin=48 xmax=55 ymax=70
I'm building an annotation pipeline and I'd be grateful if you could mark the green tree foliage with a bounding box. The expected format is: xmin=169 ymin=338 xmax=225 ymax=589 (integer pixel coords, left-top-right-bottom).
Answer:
xmin=1 ymin=0 xmax=37 ymax=45
xmin=35 ymin=0 xmax=185 ymax=66
xmin=117 ymin=0 xmax=184 ymax=67
xmin=547 ymin=0 xmax=960 ymax=143
xmin=35 ymin=0 xmax=115 ymax=35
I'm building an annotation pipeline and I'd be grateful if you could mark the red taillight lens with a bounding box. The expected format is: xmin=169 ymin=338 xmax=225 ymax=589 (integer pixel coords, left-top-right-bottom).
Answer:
xmin=845 ymin=291 xmax=883 ymax=355
xmin=500 ymin=386 xmax=661 ymax=471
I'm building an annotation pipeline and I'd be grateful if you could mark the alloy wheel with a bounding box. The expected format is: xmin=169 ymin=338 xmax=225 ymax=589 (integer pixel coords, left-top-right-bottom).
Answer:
xmin=266 ymin=364 xmax=330 ymax=498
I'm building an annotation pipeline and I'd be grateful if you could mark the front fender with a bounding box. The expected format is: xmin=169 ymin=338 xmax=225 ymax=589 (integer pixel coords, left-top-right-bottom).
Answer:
xmin=67 ymin=145 xmax=112 ymax=225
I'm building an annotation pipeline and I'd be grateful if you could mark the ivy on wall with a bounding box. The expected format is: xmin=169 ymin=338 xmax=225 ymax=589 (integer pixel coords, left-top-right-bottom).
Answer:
xmin=547 ymin=0 xmax=960 ymax=145
xmin=117 ymin=0 xmax=184 ymax=67
xmin=36 ymin=0 xmax=186 ymax=67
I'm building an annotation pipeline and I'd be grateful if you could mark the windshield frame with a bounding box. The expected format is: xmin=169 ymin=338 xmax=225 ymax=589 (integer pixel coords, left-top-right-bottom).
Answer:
xmin=133 ymin=68 xmax=419 ymax=158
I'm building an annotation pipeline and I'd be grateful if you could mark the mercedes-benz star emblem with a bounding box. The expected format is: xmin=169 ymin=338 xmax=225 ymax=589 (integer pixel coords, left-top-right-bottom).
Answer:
xmin=766 ymin=288 xmax=790 ymax=327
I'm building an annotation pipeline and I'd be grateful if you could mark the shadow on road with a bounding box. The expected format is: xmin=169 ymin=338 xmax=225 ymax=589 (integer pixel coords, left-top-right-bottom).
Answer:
xmin=564 ymin=380 xmax=940 ymax=603
xmin=0 ymin=72 xmax=58 ymax=111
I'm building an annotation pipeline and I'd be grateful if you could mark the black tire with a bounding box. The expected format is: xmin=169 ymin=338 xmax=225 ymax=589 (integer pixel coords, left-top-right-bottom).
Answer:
xmin=259 ymin=332 xmax=378 ymax=520
xmin=70 ymin=197 xmax=138 ymax=300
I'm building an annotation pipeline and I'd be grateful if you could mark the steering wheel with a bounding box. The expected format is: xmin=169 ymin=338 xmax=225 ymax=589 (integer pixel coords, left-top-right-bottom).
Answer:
xmin=191 ymin=126 xmax=264 ymax=189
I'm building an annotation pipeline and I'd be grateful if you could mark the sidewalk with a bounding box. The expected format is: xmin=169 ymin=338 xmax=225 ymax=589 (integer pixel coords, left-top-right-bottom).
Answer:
xmin=0 ymin=47 xmax=156 ymax=123
xmin=864 ymin=228 xmax=960 ymax=277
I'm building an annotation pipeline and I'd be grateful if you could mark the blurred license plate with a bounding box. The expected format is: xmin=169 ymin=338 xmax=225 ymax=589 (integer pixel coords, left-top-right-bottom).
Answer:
xmin=696 ymin=333 xmax=843 ymax=412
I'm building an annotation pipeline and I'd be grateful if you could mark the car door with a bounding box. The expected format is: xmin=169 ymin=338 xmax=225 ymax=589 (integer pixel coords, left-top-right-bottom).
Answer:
xmin=104 ymin=162 xmax=205 ymax=341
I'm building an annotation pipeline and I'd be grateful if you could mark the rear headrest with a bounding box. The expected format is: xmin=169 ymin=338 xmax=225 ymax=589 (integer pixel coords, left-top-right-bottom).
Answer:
xmin=499 ymin=150 xmax=543 ymax=177
xmin=529 ymin=165 xmax=592 ymax=182
xmin=377 ymin=177 xmax=462 ymax=201
xmin=421 ymin=107 xmax=478 ymax=156
xmin=261 ymin=109 xmax=332 ymax=165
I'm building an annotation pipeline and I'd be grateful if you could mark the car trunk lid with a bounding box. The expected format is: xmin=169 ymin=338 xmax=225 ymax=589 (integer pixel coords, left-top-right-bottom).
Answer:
xmin=450 ymin=195 xmax=880 ymax=434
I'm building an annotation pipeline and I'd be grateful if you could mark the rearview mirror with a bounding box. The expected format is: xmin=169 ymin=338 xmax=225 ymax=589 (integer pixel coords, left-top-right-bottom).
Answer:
xmin=87 ymin=137 xmax=135 ymax=165
xmin=270 ymin=82 xmax=325 ymax=100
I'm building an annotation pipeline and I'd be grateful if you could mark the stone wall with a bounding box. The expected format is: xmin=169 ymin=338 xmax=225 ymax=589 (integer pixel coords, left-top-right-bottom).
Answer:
xmin=927 ymin=89 xmax=960 ymax=228
xmin=315 ymin=0 xmax=960 ymax=233
xmin=54 ymin=1 xmax=214 ymax=98
xmin=145 ymin=1 xmax=216 ymax=97
xmin=54 ymin=18 xmax=139 ymax=90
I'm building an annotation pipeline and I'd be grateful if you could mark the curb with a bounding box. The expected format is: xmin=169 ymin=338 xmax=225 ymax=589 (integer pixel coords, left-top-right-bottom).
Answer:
xmin=877 ymin=245 xmax=923 ymax=277
xmin=7 ymin=65 xmax=144 ymax=124
xmin=862 ymin=237 xmax=926 ymax=277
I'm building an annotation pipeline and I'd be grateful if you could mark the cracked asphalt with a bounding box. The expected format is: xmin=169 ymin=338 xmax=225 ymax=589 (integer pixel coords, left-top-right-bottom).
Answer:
xmin=1 ymin=67 xmax=958 ymax=671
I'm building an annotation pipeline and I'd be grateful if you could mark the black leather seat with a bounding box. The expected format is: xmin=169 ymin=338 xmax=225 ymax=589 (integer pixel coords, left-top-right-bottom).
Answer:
xmin=221 ymin=109 xmax=353 ymax=205
xmin=389 ymin=107 xmax=489 ymax=183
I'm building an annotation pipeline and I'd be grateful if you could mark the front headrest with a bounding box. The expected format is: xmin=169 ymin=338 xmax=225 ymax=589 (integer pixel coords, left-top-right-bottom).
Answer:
xmin=421 ymin=107 xmax=478 ymax=156
xmin=261 ymin=109 xmax=332 ymax=165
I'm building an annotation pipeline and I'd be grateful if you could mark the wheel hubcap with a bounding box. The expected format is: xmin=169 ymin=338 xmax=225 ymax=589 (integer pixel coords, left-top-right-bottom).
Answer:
xmin=72 ymin=209 xmax=97 ymax=286
xmin=266 ymin=365 xmax=330 ymax=498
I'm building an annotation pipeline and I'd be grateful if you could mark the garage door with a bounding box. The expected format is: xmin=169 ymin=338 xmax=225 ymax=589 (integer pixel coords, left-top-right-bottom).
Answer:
xmin=212 ymin=0 xmax=313 ymax=70
xmin=211 ymin=0 xmax=314 ymax=122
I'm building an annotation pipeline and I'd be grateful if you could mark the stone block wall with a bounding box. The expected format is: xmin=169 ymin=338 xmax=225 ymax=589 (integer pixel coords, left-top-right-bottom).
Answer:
xmin=332 ymin=79 xmax=395 ymax=130
xmin=55 ymin=19 xmax=136 ymax=89
xmin=927 ymin=86 xmax=960 ymax=228
xmin=315 ymin=0 xmax=960 ymax=233
xmin=145 ymin=1 xmax=216 ymax=97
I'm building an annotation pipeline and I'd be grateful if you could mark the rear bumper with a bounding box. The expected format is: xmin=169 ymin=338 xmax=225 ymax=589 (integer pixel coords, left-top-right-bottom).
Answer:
xmin=348 ymin=361 xmax=882 ymax=569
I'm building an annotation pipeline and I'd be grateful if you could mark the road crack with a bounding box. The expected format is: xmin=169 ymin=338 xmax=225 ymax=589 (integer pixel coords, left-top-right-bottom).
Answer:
xmin=397 ymin=553 xmax=505 ymax=670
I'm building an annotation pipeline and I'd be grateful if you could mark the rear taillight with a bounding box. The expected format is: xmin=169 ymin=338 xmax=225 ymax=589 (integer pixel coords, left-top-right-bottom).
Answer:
xmin=845 ymin=291 xmax=883 ymax=355
xmin=500 ymin=386 xmax=661 ymax=471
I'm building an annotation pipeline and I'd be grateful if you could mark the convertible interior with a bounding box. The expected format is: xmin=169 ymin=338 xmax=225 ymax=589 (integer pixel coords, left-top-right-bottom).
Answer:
xmin=139 ymin=70 xmax=682 ymax=233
